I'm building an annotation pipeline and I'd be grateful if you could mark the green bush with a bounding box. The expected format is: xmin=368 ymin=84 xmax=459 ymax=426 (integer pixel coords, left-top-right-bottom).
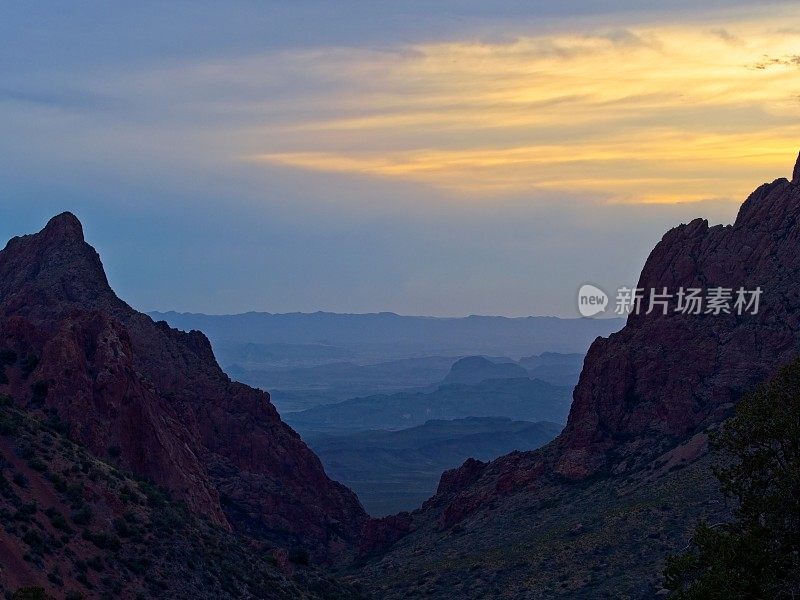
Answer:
xmin=20 ymin=355 xmax=39 ymax=379
xmin=0 ymin=349 xmax=17 ymax=365
xmin=71 ymin=506 xmax=93 ymax=526
xmin=288 ymin=547 xmax=310 ymax=565
xmin=30 ymin=380 xmax=48 ymax=405
xmin=12 ymin=588 xmax=54 ymax=600
xmin=665 ymin=359 xmax=800 ymax=598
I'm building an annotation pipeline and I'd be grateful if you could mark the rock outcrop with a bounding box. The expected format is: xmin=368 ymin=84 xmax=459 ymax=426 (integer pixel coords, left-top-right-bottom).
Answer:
xmin=402 ymin=151 xmax=800 ymax=530
xmin=442 ymin=356 xmax=528 ymax=386
xmin=555 ymin=154 xmax=800 ymax=478
xmin=0 ymin=213 xmax=367 ymax=557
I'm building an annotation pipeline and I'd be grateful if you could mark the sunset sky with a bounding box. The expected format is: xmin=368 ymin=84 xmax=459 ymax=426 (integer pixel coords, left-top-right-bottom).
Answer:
xmin=2 ymin=1 xmax=799 ymax=316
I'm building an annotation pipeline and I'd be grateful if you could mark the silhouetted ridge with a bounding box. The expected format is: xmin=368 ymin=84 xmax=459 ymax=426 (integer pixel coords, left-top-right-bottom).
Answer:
xmin=361 ymin=150 xmax=800 ymax=553
xmin=793 ymin=150 xmax=800 ymax=185
xmin=0 ymin=213 xmax=368 ymax=559
xmin=42 ymin=211 xmax=85 ymax=242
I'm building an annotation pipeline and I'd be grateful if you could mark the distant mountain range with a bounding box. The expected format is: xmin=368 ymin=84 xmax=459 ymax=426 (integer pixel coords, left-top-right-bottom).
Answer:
xmin=284 ymin=355 xmax=575 ymax=515
xmin=150 ymin=310 xmax=623 ymax=363
xmin=352 ymin=153 xmax=800 ymax=599
xmin=285 ymin=376 xmax=573 ymax=433
xmin=518 ymin=351 xmax=585 ymax=386
xmin=3 ymin=154 xmax=799 ymax=598
xmin=229 ymin=353 xmax=582 ymax=414
xmin=305 ymin=417 xmax=562 ymax=516
xmin=0 ymin=213 xmax=368 ymax=597
xmin=229 ymin=355 xmax=459 ymax=412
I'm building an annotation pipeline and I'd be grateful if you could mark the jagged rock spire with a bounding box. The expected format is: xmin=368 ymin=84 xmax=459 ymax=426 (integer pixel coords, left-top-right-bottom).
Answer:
xmin=793 ymin=150 xmax=800 ymax=185
xmin=41 ymin=211 xmax=84 ymax=243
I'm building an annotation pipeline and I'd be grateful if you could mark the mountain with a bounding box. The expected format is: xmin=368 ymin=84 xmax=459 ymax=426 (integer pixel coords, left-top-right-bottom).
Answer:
xmin=0 ymin=213 xmax=368 ymax=564
xmin=304 ymin=418 xmax=561 ymax=517
xmin=232 ymin=356 xmax=458 ymax=413
xmin=0 ymin=397 xmax=361 ymax=599
xmin=556 ymin=154 xmax=800 ymax=479
xmin=151 ymin=311 xmax=623 ymax=361
xmin=351 ymin=153 xmax=800 ymax=597
xmin=285 ymin=378 xmax=573 ymax=434
xmin=441 ymin=356 xmax=528 ymax=386
xmin=216 ymin=341 xmax=356 ymax=369
xmin=518 ymin=351 xmax=585 ymax=386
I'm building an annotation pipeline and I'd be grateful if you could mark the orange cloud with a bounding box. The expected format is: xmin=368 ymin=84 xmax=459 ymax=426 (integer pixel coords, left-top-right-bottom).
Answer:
xmin=245 ymin=11 xmax=800 ymax=203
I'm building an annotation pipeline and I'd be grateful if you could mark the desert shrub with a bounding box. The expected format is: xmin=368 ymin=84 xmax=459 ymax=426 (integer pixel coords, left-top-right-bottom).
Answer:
xmin=82 ymin=530 xmax=121 ymax=552
xmin=71 ymin=506 xmax=93 ymax=526
xmin=19 ymin=355 xmax=39 ymax=379
xmin=44 ymin=414 xmax=69 ymax=436
xmin=0 ymin=413 xmax=17 ymax=436
xmin=27 ymin=458 xmax=47 ymax=473
xmin=665 ymin=359 xmax=800 ymax=598
xmin=11 ymin=588 xmax=54 ymax=600
xmin=29 ymin=380 xmax=48 ymax=406
xmin=0 ymin=349 xmax=17 ymax=365
xmin=44 ymin=508 xmax=72 ymax=534
xmin=288 ymin=547 xmax=310 ymax=565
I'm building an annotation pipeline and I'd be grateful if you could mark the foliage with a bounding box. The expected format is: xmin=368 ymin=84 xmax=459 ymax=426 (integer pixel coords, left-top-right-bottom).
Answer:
xmin=19 ymin=355 xmax=39 ymax=379
xmin=12 ymin=588 xmax=54 ymax=600
xmin=665 ymin=359 xmax=800 ymax=598
xmin=0 ymin=399 xmax=362 ymax=599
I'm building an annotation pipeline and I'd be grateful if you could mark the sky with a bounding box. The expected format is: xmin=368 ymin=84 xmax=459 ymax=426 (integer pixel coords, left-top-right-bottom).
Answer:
xmin=2 ymin=1 xmax=799 ymax=317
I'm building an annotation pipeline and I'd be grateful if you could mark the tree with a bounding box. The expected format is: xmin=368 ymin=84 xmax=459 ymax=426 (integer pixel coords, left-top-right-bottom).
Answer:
xmin=664 ymin=359 xmax=800 ymax=598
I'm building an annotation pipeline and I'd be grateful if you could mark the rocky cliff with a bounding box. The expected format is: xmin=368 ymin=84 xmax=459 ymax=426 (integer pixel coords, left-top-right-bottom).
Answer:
xmin=373 ymin=151 xmax=800 ymax=537
xmin=352 ymin=153 xmax=800 ymax=598
xmin=0 ymin=213 xmax=368 ymax=557
xmin=556 ymin=152 xmax=800 ymax=478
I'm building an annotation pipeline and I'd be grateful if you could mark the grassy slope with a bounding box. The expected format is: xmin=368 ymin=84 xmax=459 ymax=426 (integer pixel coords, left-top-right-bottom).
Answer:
xmin=0 ymin=397 xmax=363 ymax=600
xmin=350 ymin=440 xmax=728 ymax=599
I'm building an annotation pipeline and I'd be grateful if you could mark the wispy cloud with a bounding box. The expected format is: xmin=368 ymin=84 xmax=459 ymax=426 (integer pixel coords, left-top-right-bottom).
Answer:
xmin=226 ymin=14 xmax=800 ymax=203
xmin=0 ymin=87 xmax=122 ymax=113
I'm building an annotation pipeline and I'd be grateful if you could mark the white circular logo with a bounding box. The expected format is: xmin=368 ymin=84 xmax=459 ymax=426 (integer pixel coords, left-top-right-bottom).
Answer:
xmin=577 ymin=284 xmax=608 ymax=317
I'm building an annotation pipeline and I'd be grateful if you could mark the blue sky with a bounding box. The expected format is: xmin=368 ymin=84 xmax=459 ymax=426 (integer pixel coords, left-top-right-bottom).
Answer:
xmin=2 ymin=1 xmax=799 ymax=316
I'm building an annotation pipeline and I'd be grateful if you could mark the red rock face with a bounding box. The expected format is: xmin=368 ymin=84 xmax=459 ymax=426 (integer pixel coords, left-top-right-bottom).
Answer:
xmin=556 ymin=164 xmax=800 ymax=478
xmin=411 ymin=152 xmax=800 ymax=531
xmin=0 ymin=213 xmax=367 ymax=557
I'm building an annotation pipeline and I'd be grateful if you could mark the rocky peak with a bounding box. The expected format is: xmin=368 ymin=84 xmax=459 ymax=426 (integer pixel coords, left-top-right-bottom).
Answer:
xmin=793 ymin=150 xmax=800 ymax=185
xmin=41 ymin=211 xmax=85 ymax=243
xmin=0 ymin=214 xmax=368 ymax=558
xmin=0 ymin=211 xmax=113 ymax=316
xmin=404 ymin=150 xmax=800 ymax=532
xmin=556 ymin=151 xmax=800 ymax=477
